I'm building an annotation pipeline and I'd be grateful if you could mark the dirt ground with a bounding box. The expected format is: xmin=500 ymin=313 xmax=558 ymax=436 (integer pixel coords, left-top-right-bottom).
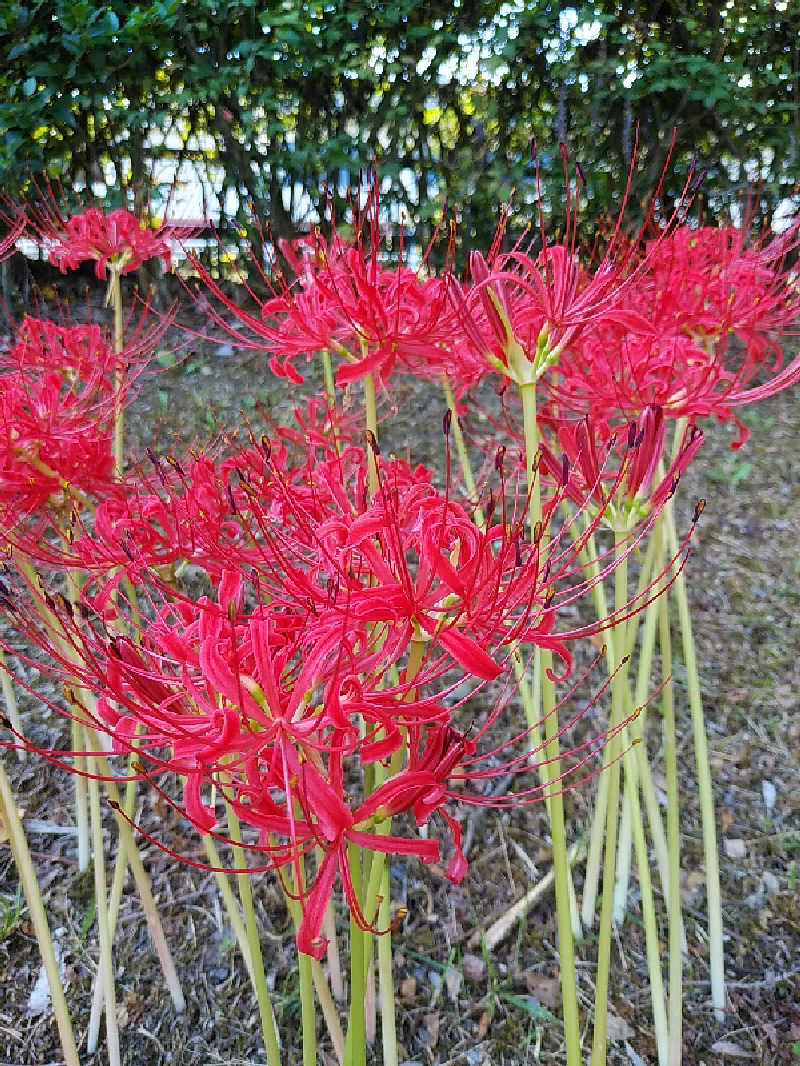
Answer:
xmin=0 ymin=269 xmax=798 ymax=1066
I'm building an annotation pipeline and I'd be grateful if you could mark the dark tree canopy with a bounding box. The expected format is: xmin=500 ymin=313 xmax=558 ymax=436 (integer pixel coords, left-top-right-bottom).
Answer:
xmin=2 ymin=0 xmax=798 ymax=255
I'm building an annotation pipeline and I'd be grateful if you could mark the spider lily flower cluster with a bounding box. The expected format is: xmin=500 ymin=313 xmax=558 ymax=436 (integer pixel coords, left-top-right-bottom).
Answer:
xmin=0 ymin=155 xmax=798 ymax=1066
xmin=1 ymin=421 xmax=672 ymax=960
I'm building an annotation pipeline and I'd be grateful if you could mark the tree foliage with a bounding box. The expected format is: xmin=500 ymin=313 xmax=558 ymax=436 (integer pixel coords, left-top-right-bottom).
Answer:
xmin=2 ymin=0 xmax=798 ymax=254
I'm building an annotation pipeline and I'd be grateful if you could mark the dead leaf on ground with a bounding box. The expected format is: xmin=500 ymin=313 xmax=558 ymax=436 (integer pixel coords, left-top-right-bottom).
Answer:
xmin=709 ymin=1038 xmax=754 ymax=1057
xmin=606 ymin=1012 xmax=634 ymax=1042
xmin=524 ymin=973 xmax=561 ymax=1010
xmin=424 ymin=1011 xmax=440 ymax=1047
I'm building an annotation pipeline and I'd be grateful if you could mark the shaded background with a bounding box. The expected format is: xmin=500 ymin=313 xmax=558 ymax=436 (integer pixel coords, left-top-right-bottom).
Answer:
xmin=2 ymin=0 xmax=799 ymax=263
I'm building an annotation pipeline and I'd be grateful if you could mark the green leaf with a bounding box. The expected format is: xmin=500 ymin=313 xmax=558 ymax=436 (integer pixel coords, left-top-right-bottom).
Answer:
xmin=22 ymin=76 xmax=36 ymax=96
xmin=498 ymin=992 xmax=561 ymax=1024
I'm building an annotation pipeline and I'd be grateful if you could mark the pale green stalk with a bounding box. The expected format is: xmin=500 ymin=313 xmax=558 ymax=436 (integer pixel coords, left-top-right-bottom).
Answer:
xmin=377 ymin=864 xmax=398 ymax=1066
xmin=590 ymin=534 xmax=628 ymax=1066
xmin=86 ymin=738 xmax=185 ymax=1039
xmin=323 ymin=899 xmax=345 ymax=1000
xmin=363 ymin=342 xmax=379 ymax=499
xmin=666 ymin=421 xmax=724 ymax=1020
xmin=201 ymin=834 xmax=256 ymax=985
xmin=224 ymin=802 xmax=281 ymax=1066
xmin=511 ymin=651 xmax=582 ymax=939
xmin=344 ymin=841 xmax=367 ymax=1066
xmin=108 ymin=268 xmax=125 ymax=477
xmin=659 ymin=579 xmax=683 ymax=1065
xmin=519 ymin=380 xmax=580 ymax=1066
xmin=0 ymin=762 xmax=80 ymax=1066
xmin=320 ymin=348 xmax=342 ymax=456
xmin=441 ymin=377 xmax=485 ymax=525
xmin=72 ymin=717 xmax=90 ymax=871
xmin=312 ymin=958 xmax=346 ymax=1064
xmin=0 ymin=649 xmax=25 ymax=761
xmin=87 ymin=744 xmax=120 ymax=1066
xmin=625 ymin=754 xmax=670 ymax=1066
xmin=663 ymin=498 xmax=724 ymax=1019
xmin=292 ymin=856 xmax=317 ymax=1066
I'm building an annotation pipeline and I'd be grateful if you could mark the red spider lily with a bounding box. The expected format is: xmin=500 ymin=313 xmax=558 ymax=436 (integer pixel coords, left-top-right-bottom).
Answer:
xmin=544 ymin=220 xmax=800 ymax=446
xmin=0 ymin=535 xmax=647 ymax=962
xmin=17 ymin=180 xmax=176 ymax=280
xmin=185 ymin=173 xmax=456 ymax=386
xmin=29 ymin=206 xmax=172 ymax=280
xmin=447 ymin=136 xmax=697 ymax=387
xmin=0 ymin=324 xmax=118 ymax=526
xmin=538 ymin=408 xmax=705 ymax=521
xmin=0 ymin=313 xmax=173 ymax=550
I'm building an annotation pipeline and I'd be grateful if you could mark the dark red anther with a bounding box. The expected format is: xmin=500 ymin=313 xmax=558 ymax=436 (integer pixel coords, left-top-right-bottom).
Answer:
xmin=576 ymin=161 xmax=586 ymax=185
xmin=495 ymin=445 xmax=506 ymax=473
xmin=693 ymin=499 xmax=706 ymax=522
xmin=627 ymin=421 xmax=638 ymax=449
xmin=147 ymin=447 xmax=168 ymax=488
xmin=261 ymin=435 xmax=271 ymax=461
xmin=561 ymin=453 xmax=570 ymax=487
xmin=530 ymin=136 xmax=537 ymax=163
xmin=366 ymin=429 xmax=381 ymax=456
xmin=485 ymin=488 xmax=496 ymax=525
xmin=226 ymin=482 xmax=237 ymax=515
xmin=442 ymin=409 xmax=452 ymax=437
xmin=514 ymin=533 xmax=523 ymax=568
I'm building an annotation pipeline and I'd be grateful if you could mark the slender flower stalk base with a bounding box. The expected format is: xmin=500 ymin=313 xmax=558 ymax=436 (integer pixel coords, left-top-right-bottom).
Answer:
xmin=519 ymin=380 xmax=581 ymax=1066
xmin=0 ymin=649 xmax=25 ymax=761
xmin=0 ymin=762 xmax=80 ymax=1066
xmin=590 ymin=537 xmax=629 ymax=1066
xmin=660 ymin=574 xmax=683 ymax=1065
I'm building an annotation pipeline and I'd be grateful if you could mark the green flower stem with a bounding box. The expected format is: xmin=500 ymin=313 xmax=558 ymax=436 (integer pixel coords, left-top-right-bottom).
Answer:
xmin=323 ymin=898 xmax=345 ymax=1000
xmin=108 ymin=268 xmax=125 ymax=477
xmin=72 ymin=717 xmax=90 ymax=871
xmin=201 ymin=834 xmax=257 ymax=984
xmin=0 ymin=762 xmax=80 ymax=1066
xmin=344 ymin=841 xmax=367 ymax=1066
xmin=311 ymin=958 xmax=346 ymax=1065
xmin=590 ymin=534 xmax=628 ymax=1066
xmin=224 ymin=803 xmax=282 ymax=1066
xmin=320 ymin=348 xmax=342 ymax=456
xmin=519 ymin=381 xmax=580 ymax=1066
xmin=579 ymin=529 xmax=669 ymax=927
xmin=663 ymin=492 xmax=724 ymax=1019
xmin=0 ymin=648 xmax=25 ymax=761
xmin=512 ymin=650 xmax=582 ymax=939
xmin=292 ymin=857 xmax=318 ymax=1066
xmin=612 ymin=532 xmax=669 ymax=925
xmin=377 ymin=863 xmax=398 ymax=1066
xmin=364 ymin=364 xmax=378 ymax=500
xmin=87 ymin=743 xmax=121 ymax=1066
xmin=83 ymin=734 xmax=185 ymax=1030
xmin=625 ymin=749 xmax=670 ymax=1066
xmin=443 ymin=376 xmax=580 ymax=948
xmin=659 ymin=574 xmax=683 ymax=1065
xmin=441 ymin=377 xmax=485 ymax=525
